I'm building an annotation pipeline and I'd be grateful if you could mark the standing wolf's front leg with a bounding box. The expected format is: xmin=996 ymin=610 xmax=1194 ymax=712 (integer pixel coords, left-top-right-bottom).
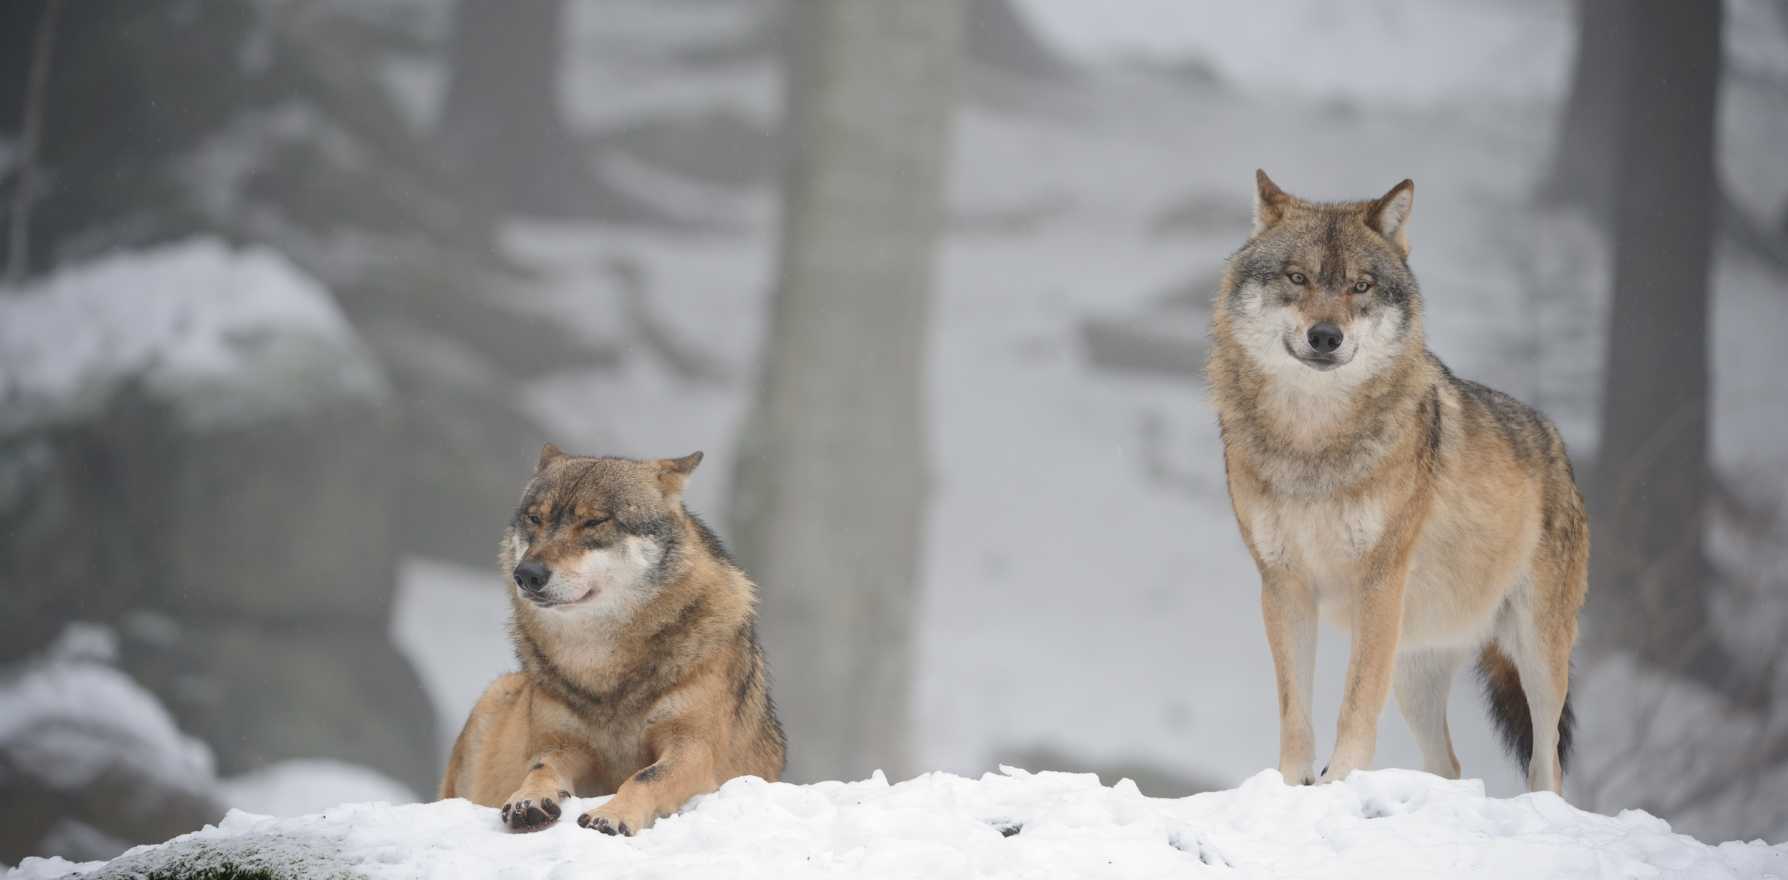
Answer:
xmin=1319 ymin=571 xmax=1409 ymax=783
xmin=1261 ymin=569 xmax=1319 ymax=785
xmin=578 ymin=728 xmax=717 ymax=836
xmin=500 ymin=747 xmax=598 ymax=831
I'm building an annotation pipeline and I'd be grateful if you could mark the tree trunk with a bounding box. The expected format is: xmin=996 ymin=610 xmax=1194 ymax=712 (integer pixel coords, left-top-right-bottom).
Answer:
xmin=1589 ymin=0 xmax=1721 ymax=677
xmin=437 ymin=0 xmax=656 ymax=221
xmin=4 ymin=0 xmax=59 ymax=285
xmin=1539 ymin=0 xmax=1630 ymax=220
xmin=730 ymin=0 xmax=963 ymax=783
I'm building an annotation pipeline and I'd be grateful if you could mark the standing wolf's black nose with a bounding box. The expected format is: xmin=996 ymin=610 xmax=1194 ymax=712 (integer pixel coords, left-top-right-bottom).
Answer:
xmin=513 ymin=560 xmax=550 ymax=593
xmin=1307 ymin=323 xmax=1344 ymax=354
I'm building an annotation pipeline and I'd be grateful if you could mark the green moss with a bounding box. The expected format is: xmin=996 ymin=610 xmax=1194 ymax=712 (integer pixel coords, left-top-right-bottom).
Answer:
xmin=144 ymin=867 xmax=283 ymax=880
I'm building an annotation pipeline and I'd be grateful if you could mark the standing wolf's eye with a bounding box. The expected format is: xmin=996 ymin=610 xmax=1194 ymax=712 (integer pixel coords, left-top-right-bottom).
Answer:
xmin=1353 ymin=279 xmax=1373 ymax=293
xmin=1287 ymin=272 xmax=1308 ymax=286
xmin=526 ymin=514 xmax=542 ymax=527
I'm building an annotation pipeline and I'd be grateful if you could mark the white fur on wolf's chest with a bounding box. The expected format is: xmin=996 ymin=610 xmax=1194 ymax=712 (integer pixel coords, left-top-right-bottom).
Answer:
xmin=1249 ymin=495 xmax=1386 ymax=574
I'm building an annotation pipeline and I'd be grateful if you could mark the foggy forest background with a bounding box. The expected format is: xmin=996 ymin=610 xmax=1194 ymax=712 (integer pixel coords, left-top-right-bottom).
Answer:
xmin=2 ymin=0 xmax=1787 ymax=866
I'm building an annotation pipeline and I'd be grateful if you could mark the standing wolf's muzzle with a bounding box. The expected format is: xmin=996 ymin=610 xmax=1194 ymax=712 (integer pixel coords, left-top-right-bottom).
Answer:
xmin=1307 ymin=322 xmax=1344 ymax=354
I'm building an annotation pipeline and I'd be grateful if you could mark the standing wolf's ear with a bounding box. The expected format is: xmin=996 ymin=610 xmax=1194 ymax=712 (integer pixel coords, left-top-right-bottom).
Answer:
xmin=1368 ymin=179 xmax=1415 ymax=255
xmin=537 ymin=443 xmax=567 ymax=472
xmin=657 ymin=451 xmax=703 ymax=500
xmin=1254 ymin=169 xmax=1292 ymax=235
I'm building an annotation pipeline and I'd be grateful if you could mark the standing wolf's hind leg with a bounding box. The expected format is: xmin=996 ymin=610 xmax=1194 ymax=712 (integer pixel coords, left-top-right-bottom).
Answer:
xmin=1394 ymin=646 xmax=1467 ymax=779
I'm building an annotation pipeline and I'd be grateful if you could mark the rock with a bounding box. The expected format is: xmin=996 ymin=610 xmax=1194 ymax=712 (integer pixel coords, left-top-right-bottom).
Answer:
xmin=1077 ymin=271 xmax=1220 ymax=381
xmin=0 ymin=632 xmax=227 ymax=865
xmin=0 ymin=241 xmax=437 ymax=796
xmin=0 ymin=241 xmax=400 ymax=650
xmin=1079 ymin=309 xmax=1209 ymax=380
xmin=121 ymin=618 xmax=437 ymax=798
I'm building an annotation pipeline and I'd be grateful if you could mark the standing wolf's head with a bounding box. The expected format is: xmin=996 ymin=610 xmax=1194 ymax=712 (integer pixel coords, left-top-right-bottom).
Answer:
xmin=499 ymin=445 xmax=704 ymax=620
xmin=1216 ymin=170 xmax=1422 ymax=389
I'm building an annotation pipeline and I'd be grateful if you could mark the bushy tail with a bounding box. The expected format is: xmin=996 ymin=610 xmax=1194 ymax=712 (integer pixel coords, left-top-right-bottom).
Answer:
xmin=1477 ymin=643 xmax=1575 ymax=775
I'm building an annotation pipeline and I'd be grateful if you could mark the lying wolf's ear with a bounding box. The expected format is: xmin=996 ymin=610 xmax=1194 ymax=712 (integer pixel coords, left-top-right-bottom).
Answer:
xmin=1368 ymin=179 xmax=1415 ymax=255
xmin=1254 ymin=169 xmax=1292 ymax=235
xmin=537 ymin=442 xmax=567 ymax=472
xmin=657 ymin=451 xmax=703 ymax=499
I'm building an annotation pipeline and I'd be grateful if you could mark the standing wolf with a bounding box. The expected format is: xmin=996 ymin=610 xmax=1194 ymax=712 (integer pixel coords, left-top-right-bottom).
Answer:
xmin=440 ymin=445 xmax=785 ymax=834
xmin=1206 ymin=171 xmax=1588 ymax=794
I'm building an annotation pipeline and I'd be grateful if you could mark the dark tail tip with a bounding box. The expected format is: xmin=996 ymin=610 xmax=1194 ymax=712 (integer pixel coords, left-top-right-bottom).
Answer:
xmin=1477 ymin=644 xmax=1576 ymax=776
xmin=1478 ymin=643 xmax=1534 ymax=772
xmin=1558 ymin=684 xmax=1576 ymax=774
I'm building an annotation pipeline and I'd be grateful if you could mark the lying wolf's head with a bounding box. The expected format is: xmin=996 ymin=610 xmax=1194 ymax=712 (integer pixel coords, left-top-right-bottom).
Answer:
xmin=1219 ymin=170 xmax=1421 ymax=386
xmin=500 ymin=445 xmax=703 ymax=617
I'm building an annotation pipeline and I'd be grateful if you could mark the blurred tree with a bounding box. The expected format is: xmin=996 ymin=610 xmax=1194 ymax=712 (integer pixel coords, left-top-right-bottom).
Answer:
xmin=1589 ymin=0 xmax=1722 ymax=679
xmin=3 ymin=0 xmax=59 ymax=285
xmin=731 ymin=0 xmax=963 ymax=783
xmin=965 ymin=0 xmax=1073 ymax=81
xmin=437 ymin=0 xmax=665 ymax=222
xmin=1540 ymin=0 xmax=1630 ymax=220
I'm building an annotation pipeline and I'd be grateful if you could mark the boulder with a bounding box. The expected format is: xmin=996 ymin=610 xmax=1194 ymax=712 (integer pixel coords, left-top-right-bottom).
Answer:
xmin=0 ymin=240 xmax=436 ymax=794
xmin=120 ymin=617 xmax=437 ymax=798
xmin=0 ymin=628 xmax=226 ymax=865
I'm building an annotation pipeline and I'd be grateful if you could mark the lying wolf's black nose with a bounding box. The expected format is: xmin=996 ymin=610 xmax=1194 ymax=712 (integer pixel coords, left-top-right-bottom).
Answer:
xmin=1307 ymin=323 xmax=1344 ymax=354
xmin=513 ymin=560 xmax=550 ymax=593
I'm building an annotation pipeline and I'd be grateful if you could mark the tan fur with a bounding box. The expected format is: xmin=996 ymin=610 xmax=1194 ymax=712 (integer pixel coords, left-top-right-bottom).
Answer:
xmin=1208 ymin=171 xmax=1588 ymax=793
xmin=439 ymin=446 xmax=785 ymax=835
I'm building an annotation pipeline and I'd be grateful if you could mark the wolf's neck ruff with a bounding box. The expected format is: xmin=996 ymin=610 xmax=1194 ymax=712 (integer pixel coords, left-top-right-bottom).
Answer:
xmin=509 ymin=534 xmax=742 ymax=721
xmin=1210 ymin=303 xmax=1435 ymax=497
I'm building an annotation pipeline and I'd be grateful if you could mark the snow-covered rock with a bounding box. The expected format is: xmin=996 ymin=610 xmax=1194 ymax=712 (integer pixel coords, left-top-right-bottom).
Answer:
xmin=0 ymin=240 xmax=435 ymax=795
xmin=7 ymin=768 xmax=1784 ymax=879
xmin=0 ymin=626 xmax=224 ymax=864
xmin=0 ymin=238 xmax=386 ymax=436
xmin=0 ymin=238 xmax=398 ymax=646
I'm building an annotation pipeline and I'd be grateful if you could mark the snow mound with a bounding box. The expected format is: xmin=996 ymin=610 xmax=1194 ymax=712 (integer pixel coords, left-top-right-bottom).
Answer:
xmin=0 ymin=238 xmax=386 ymax=435
xmin=10 ymin=768 xmax=1785 ymax=879
xmin=220 ymin=760 xmax=417 ymax=820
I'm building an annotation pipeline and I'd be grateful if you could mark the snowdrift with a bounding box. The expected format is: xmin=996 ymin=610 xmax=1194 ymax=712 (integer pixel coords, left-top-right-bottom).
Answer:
xmin=8 ymin=768 xmax=1784 ymax=879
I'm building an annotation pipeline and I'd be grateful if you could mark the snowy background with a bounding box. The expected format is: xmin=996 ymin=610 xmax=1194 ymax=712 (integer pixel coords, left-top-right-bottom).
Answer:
xmin=3 ymin=0 xmax=1787 ymax=870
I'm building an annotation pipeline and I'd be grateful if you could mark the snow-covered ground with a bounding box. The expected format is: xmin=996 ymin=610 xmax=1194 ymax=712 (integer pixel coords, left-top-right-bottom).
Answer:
xmin=9 ymin=769 xmax=1786 ymax=879
xmin=7 ymin=0 xmax=1786 ymax=867
xmin=379 ymin=0 xmax=1788 ymax=845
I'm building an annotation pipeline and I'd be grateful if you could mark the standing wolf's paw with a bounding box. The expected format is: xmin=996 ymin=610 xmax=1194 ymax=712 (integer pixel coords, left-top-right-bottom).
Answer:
xmin=1317 ymin=758 xmax=1361 ymax=785
xmin=1318 ymin=741 xmax=1374 ymax=784
xmin=499 ymin=791 xmax=565 ymax=831
xmin=1279 ymin=761 xmax=1315 ymax=786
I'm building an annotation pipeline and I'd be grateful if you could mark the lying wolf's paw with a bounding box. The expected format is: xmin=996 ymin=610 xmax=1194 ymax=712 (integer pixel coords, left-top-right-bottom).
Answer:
xmin=577 ymin=803 xmax=651 ymax=837
xmin=577 ymin=813 xmax=631 ymax=836
xmin=499 ymin=792 xmax=565 ymax=831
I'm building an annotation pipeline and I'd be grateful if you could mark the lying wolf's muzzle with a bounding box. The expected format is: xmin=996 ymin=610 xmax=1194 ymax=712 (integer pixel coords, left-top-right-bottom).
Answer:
xmin=513 ymin=559 xmax=551 ymax=595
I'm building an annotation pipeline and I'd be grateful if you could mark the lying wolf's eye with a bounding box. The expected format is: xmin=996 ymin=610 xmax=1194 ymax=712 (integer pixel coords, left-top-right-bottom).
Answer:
xmin=526 ymin=514 xmax=542 ymax=527
xmin=1287 ymin=272 xmax=1308 ymax=286
xmin=581 ymin=516 xmax=611 ymax=529
xmin=1352 ymin=280 xmax=1373 ymax=293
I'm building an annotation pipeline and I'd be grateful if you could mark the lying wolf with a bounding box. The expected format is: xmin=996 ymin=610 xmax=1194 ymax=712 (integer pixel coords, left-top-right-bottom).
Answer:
xmin=1207 ymin=171 xmax=1588 ymax=795
xmin=440 ymin=445 xmax=785 ymax=834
